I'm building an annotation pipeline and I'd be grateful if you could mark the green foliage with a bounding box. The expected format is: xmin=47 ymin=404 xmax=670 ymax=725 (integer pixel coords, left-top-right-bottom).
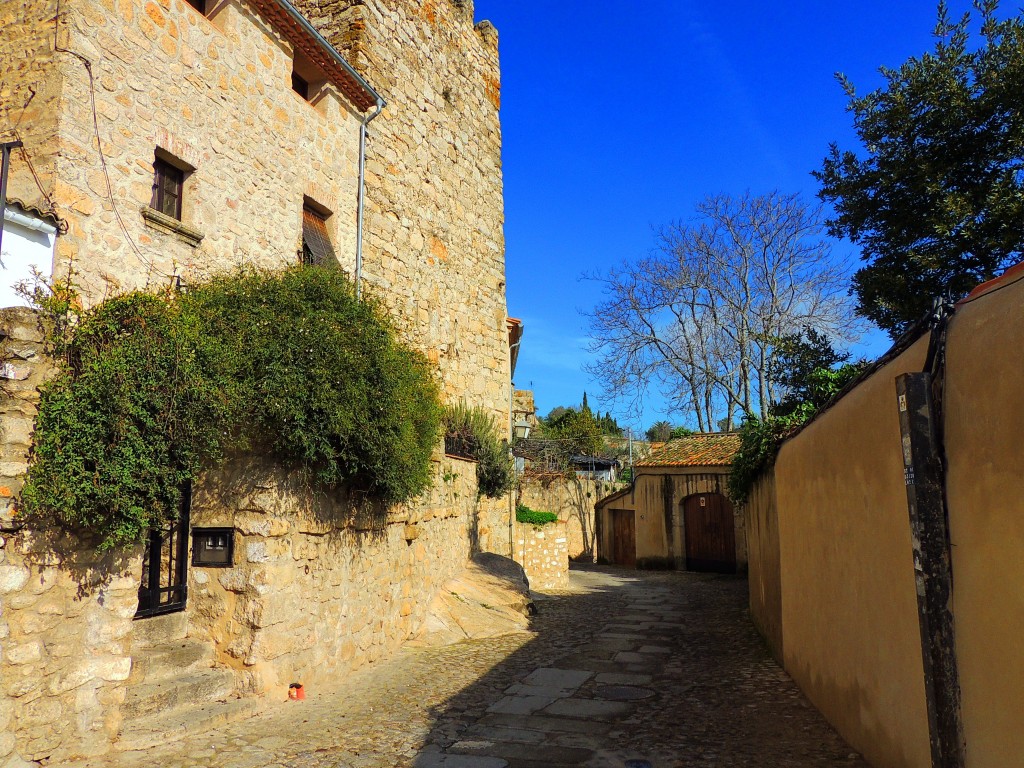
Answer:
xmin=21 ymin=293 xmax=230 ymax=551
xmin=21 ymin=267 xmax=443 ymax=550
xmin=515 ymin=503 xmax=558 ymax=526
xmin=443 ymin=402 xmax=514 ymax=498
xmin=728 ymin=358 xmax=866 ymax=503
xmin=669 ymin=425 xmax=696 ymax=439
xmin=815 ymin=0 xmax=1024 ymax=336
xmin=727 ymin=415 xmax=798 ymax=504
xmin=769 ymin=327 xmax=866 ymax=418
xmin=547 ymin=406 xmax=604 ymax=458
xmin=646 ymin=420 xmax=671 ymax=442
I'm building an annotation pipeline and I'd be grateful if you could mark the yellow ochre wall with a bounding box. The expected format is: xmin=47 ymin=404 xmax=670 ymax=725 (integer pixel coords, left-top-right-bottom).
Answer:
xmin=772 ymin=339 xmax=931 ymax=768
xmin=943 ymin=277 xmax=1024 ymax=767
xmin=745 ymin=270 xmax=1024 ymax=768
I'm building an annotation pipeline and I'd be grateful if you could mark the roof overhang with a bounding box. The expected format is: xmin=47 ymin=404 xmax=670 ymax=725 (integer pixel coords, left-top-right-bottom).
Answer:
xmin=507 ymin=317 xmax=523 ymax=378
xmin=250 ymin=0 xmax=384 ymax=112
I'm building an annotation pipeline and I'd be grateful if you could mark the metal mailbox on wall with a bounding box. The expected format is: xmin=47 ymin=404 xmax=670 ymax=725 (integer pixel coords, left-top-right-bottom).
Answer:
xmin=191 ymin=527 xmax=234 ymax=567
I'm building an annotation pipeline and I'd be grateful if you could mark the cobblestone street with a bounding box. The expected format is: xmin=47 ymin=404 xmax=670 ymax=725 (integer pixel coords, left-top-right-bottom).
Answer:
xmin=66 ymin=567 xmax=869 ymax=768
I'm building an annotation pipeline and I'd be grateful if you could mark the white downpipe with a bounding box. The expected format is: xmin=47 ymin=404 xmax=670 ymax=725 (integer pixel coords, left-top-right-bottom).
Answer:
xmin=3 ymin=208 xmax=56 ymax=235
xmin=356 ymin=100 xmax=385 ymax=298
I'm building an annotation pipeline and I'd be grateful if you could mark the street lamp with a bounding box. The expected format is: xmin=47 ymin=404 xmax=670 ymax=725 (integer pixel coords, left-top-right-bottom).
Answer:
xmin=513 ymin=419 xmax=531 ymax=441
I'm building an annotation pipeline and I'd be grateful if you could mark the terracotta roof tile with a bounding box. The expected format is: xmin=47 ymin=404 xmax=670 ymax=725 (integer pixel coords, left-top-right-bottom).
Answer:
xmin=635 ymin=433 xmax=740 ymax=467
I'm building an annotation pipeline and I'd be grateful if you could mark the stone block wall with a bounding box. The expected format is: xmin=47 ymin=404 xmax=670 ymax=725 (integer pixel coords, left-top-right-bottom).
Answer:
xmin=293 ymin=0 xmax=511 ymax=426
xmin=187 ymin=454 xmax=480 ymax=695
xmin=514 ymin=519 xmax=568 ymax=592
xmin=0 ymin=308 xmax=143 ymax=765
xmin=2 ymin=0 xmax=363 ymax=305
xmin=0 ymin=0 xmax=62 ymax=210
xmin=520 ymin=475 xmax=618 ymax=560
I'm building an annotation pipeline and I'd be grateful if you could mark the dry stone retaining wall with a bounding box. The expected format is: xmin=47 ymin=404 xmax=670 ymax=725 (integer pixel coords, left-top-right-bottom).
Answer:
xmin=187 ymin=455 xmax=480 ymax=696
xmin=514 ymin=520 xmax=568 ymax=592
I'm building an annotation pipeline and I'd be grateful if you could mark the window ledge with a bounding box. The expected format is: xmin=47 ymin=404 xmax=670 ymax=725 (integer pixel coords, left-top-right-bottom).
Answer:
xmin=141 ymin=206 xmax=204 ymax=247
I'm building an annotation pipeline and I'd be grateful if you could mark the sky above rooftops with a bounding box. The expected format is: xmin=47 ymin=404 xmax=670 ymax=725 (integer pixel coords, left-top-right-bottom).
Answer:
xmin=473 ymin=0 xmax=994 ymax=431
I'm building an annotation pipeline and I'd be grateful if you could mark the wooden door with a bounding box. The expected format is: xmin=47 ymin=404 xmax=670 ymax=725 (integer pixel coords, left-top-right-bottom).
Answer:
xmin=611 ymin=509 xmax=636 ymax=568
xmin=683 ymin=493 xmax=736 ymax=573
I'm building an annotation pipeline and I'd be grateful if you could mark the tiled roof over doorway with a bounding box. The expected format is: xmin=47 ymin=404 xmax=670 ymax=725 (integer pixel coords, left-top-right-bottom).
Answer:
xmin=636 ymin=433 xmax=741 ymax=467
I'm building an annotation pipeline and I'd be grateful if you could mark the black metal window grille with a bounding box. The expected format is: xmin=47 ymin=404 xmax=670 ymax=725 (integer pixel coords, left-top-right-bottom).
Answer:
xmin=444 ymin=433 xmax=477 ymax=461
xmin=301 ymin=206 xmax=337 ymax=266
xmin=151 ymin=158 xmax=184 ymax=220
xmin=135 ymin=484 xmax=191 ymax=619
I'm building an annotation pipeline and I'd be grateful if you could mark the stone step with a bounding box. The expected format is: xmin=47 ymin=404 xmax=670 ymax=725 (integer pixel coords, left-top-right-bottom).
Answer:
xmin=122 ymin=668 xmax=237 ymax=721
xmin=130 ymin=639 xmax=217 ymax=684
xmin=131 ymin=611 xmax=188 ymax=647
xmin=117 ymin=696 xmax=263 ymax=752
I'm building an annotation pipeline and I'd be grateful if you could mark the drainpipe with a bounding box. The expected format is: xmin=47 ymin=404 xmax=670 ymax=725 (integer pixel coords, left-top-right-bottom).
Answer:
xmin=0 ymin=141 xmax=25 ymax=258
xmin=3 ymin=207 xmax=57 ymax=236
xmin=356 ymin=100 xmax=384 ymax=298
xmin=508 ymin=337 xmax=523 ymax=561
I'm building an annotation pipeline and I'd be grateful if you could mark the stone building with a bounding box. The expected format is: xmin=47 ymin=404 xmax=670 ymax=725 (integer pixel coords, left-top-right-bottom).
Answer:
xmin=0 ymin=0 xmax=513 ymax=762
xmin=595 ymin=433 xmax=746 ymax=572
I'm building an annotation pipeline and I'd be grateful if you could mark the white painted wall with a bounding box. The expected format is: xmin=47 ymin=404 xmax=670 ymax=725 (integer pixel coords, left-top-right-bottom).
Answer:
xmin=0 ymin=205 xmax=55 ymax=307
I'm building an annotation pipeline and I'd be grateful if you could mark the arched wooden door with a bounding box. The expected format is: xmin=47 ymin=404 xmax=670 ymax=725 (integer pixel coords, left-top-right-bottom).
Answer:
xmin=683 ymin=493 xmax=736 ymax=573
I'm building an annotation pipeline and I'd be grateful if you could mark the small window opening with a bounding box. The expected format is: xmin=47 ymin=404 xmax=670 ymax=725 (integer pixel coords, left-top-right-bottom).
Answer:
xmin=151 ymin=158 xmax=184 ymax=221
xmin=291 ymin=51 xmax=326 ymax=103
xmin=301 ymin=205 xmax=336 ymax=266
xmin=291 ymin=71 xmax=309 ymax=100
xmin=185 ymin=0 xmax=207 ymax=13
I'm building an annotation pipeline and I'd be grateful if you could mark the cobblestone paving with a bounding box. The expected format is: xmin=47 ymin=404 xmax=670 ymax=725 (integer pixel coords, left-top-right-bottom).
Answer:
xmin=65 ymin=567 xmax=870 ymax=768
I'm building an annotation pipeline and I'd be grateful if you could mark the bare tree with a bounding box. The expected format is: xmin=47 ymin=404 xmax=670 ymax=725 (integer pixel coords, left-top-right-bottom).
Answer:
xmin=585 ymin=191 xmax=858 ymax=430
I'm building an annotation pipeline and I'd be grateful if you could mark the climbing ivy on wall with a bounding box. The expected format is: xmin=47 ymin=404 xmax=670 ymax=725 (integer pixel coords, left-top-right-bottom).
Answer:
xmin=20 ymin=267 xmax=443 ymax=550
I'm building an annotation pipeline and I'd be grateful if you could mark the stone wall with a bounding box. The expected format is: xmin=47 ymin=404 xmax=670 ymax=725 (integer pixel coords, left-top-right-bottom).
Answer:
xmin=46 ymin=0 xmax=363 ymax=304
xmin=519 ymin=474 xmax=616 ymax=560
xmin=0 ymin=308 xmax=143 ymax=765
xmin=0 ymin=0 xmax=62 ymax=211
xmin=187 ymin=454 xmax=480 ymax=696
xmin=513 ymin=520 xmax=568 ymax=592
xmin=293 ymin=0 xmax=511 ymax=426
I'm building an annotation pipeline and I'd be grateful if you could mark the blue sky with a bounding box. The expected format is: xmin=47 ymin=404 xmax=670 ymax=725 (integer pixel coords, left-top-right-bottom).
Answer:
xmin=473 ymin=0 xmax=984 ymax=431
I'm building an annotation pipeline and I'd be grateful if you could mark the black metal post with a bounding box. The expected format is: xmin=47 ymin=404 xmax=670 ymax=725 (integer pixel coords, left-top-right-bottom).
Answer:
xmin=0 ymin=141 xmax=25 ymax=258
xmin=896 ymin=373 xmax=965 ymax=768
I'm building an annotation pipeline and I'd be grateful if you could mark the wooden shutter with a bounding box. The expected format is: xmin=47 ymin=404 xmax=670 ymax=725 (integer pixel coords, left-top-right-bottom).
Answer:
xmin=301 ymin=207 xmax=337 ymax=266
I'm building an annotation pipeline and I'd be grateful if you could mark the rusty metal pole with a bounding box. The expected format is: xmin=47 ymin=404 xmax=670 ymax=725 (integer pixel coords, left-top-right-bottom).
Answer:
xmin=896 ymin=372 xmax=965 ymax=768
xmin=0 ymin=140 xmax=25 ymax=259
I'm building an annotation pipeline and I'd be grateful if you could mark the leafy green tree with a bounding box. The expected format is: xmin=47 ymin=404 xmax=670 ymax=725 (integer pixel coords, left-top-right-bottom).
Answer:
xmin=769 ymin=327 xmax=865 ymax=418
xmin=599 ymin=411 xmax=624 ymax=437
xmin=670 ymin=425 xmax=696 ymax=438
xmin=815 ymin=1 xmax=1024 ymax=336
xmin=549 ymin=407 xmax=604 ymax=458
xmin=646 ymin=421 xmax=672 ymax=442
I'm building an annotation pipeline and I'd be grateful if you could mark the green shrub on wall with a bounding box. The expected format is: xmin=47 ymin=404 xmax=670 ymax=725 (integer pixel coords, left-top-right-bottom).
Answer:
xmin=515 ymin=503 xmax=558 ymax=526
xmin=20 ymin=267 xmax=442 ymax=550
xmin=443 ymin=402 xmax=515 ymax=498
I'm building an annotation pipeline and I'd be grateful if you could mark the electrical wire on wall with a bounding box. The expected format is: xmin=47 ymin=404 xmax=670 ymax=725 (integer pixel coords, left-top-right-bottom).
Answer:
xmin=53 ymin=0 xmax=172 ymax=283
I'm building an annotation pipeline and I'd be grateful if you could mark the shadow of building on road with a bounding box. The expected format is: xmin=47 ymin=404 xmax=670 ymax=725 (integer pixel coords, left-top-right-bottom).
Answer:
xmin=407 ymin=564 xmax=868 ymax=768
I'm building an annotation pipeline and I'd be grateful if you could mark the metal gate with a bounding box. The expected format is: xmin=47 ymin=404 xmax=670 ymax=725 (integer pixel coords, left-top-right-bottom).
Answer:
xmin=683 ymin=492 xmax=736 ymax=573
xmin=135 ymin=484 xmax=191 ymax=618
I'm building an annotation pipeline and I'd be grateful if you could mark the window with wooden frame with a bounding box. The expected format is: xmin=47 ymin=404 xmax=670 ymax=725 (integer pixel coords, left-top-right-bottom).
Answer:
xmin=301 ymin=205 xmax=337 ymax=266
xmin=151 ymin=158 xmax=184 ymax=221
